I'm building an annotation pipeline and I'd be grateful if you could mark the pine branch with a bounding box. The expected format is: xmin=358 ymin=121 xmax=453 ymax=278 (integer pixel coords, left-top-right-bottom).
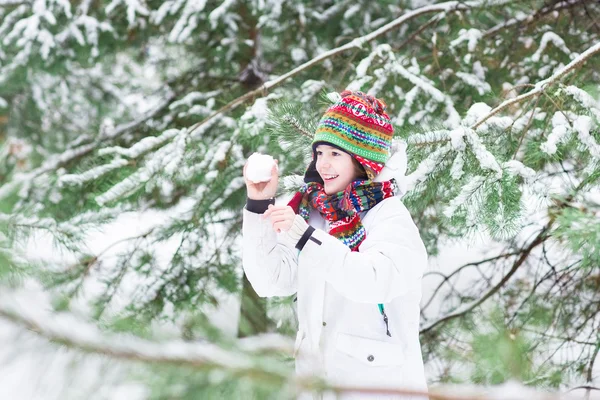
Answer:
xmin=0 ymin=90 xmax=176 ymax=200
xmin=0 ymin=0 xmax=27 ymax=6
xmin=0 ymin=288 xmax=294 ymax=378
xmin=330 ymin=383 xmax=577 ymax=400
xmin=421 ymin=251 xmax=520 ymax=314
xmin=420 ymin=184 xmax=593 ymax=334
xmin=483 ymin=0 xmax=588 ymax=38
xmin=185 ymin=0 xmax=513 ymax=139
xmin=0 ymin=286 xmax=584 ymax=400
xmin=472 ymin=41 xmax=600 ymax=130
xmin=420 ymin=223 xmax=551 ymax=334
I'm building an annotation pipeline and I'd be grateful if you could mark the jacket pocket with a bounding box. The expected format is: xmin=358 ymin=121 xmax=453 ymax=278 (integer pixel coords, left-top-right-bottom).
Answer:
xmin=335 ymin=332 xmax=404 ymax=367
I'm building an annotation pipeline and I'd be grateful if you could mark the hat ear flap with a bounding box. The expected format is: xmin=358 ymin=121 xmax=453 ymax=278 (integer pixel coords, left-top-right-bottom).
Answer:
xmin=303 ymin=159 xmax=323 ymax=184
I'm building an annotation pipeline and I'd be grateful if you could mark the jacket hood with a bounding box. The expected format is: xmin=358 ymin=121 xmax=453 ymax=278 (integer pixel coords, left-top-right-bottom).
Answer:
xmin=374 ymin=140 xmax=408 ymax=197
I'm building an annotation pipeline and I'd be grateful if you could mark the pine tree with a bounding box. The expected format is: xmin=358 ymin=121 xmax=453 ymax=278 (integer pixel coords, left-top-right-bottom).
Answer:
xmin=1 ymin=0 xmax=599 ymax=398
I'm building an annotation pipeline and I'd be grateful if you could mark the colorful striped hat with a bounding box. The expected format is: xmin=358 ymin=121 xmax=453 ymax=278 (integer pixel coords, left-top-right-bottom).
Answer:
xmin=304 ymin=90 xmax=394 ymax=183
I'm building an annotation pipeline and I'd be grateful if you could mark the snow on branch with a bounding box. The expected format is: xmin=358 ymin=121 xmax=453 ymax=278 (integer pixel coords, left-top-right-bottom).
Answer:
xmin=59 ymin=158 xmax=129 ymax=187
xmin=186 ymin=0 xmax=512 ymax=139
xmin=483 ymin=0 xmax=583 ymax=37
xmin=406 ymin=130 xmax=451 ymax=145
xmin=472 ymin=41 xmax=600 ymax=130
xmin=0 ymin=142 xmax=96 ymax=200
xmin=99 ymin=129 xmax=181 ymax=159
xmin=0 ymin=286 xmax=582 ymax=400
xmin=420 ymin=223 xmax=552 ymax=335
xmin=0 ymin=287 xmax=293 ymax=375
xmin=443 ymin=176 xmax=485 ymax=218
xmin=531 ymin=32 xmax=574 ymax=62
xmin=541 ymin=111 xmax=573 ymax=155
xmin=105 ymin=0 xmax=149 ymax=27
xmin=450 ymin=28 xmax=482 ymax=52
xmin=405 ymin=143 xmax=452 ymax=190
xmin=0 ymin=91 xmax=176 ymax=201
xmin=563 ymin=85 xmax=600 ymax=120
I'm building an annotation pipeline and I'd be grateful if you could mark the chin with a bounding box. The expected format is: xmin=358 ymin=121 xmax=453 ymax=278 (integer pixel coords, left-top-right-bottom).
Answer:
xmin=324 ymin=185 xmax=340 ymax=195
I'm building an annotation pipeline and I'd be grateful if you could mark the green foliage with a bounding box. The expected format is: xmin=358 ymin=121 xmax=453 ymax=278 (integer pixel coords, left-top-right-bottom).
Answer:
xmin=1 ymin=0 xmax=600 ymax=397
xmin=552 ymin=206 xmax=600 ymax=269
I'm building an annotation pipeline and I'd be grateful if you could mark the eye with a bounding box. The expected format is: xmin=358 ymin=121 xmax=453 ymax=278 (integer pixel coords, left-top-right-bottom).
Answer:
xmin=332 ymin=151 xmax=340 ymax=156
xmin=316 ymin=151 xmax=322 ymax=156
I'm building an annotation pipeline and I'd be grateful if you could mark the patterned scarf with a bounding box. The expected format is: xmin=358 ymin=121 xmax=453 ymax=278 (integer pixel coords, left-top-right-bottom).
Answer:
xmin=288 ymin=179 xmax=397 ymax=251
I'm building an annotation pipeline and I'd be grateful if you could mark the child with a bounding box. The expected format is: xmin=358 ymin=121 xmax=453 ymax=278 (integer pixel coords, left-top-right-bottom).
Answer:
xmin=242 ymin=90 xmax=428 ymax=399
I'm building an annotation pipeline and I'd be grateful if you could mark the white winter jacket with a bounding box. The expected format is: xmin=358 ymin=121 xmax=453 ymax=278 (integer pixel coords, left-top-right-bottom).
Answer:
xmin=242 ymin=153 xmax=429 ymax=400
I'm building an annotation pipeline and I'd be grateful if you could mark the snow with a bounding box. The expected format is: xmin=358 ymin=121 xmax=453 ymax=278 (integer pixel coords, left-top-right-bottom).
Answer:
xmin=208 ymin=0 xmax=235 ymax=30
xmin=291 ymin=48 xmax=307 ymax=63
xmin=503 ymin=160 xmax=536 ymax=181
xmin=455 ymin=71 xmax=491 ymax=95
xmin=395 ymin=86 xmax=419 ymax=126
xmin=1 ymin=0 xmax=599 ymax=396
xmin=389 ymin=56 xmax=460 ymax=128
xmin=462 ymin=102 xmax=511 ymax=131
xmin=0 ymin=286 xmax=292 ymax=371
xmin=310 ymin=0 xmax=351 ymax=22
xmin=541 ymin=111 xmax=572 ymax=155
xmin=246 ymin=153 xmax=277 ymax=184
xmin=405 ymin=143 xmax=452 ymax=190
xmin=450 ymin=152 xmax=465 ymax=180
xmin=300 ymin=79 xmax=326 ymax=102
xmin=393 ymin=61 xmax=444 ymax=103
xmin=443 ymin=176 xmax=485 ymax=218
xmin=343 ymin=4 xmax=361 ymax=19
xmin=465 ymin=128 xmax=502 ymax=177
xmin=531 ymin=32 xmax=572 ymax=62
xmin=573 ymin=115 xmax=600 ymax=159
xmin=161 ymin=0 xmax=207 ymax=42
xmin=59 ymin=158 xmax=129 ymax=187
xmin=169 ymin=90 xmax=222 ymax=110
xmin=472 ymin=61 xmax=486 ymax=80
xmin=163 ymin=131 xmax=188 ymax=175
xmin=94 ymin=156 xmax=159 ymax=205
xmin=449 ymin=127 xmax=467 ymax=151
xmin=450 ymin=28 xmax=482 ymax=52
xmin=105 ymin=0 xmax=150 ymax=27
xmin=564 ymin=85 xmax=600 ymax=120
xmin=100 ymin=129 xmax=180 ymax=159
xmin=356 ymin=53 xmax=374 ymax=78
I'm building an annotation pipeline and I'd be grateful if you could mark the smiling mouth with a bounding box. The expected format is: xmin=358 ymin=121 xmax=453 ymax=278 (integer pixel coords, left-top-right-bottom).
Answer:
xmin=323 ymin=175 xmax=339 ymax=181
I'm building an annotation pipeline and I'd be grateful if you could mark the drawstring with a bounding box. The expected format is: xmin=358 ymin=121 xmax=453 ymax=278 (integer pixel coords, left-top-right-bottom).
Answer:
xmin=378 ymin=304 xmax=392 ymax=337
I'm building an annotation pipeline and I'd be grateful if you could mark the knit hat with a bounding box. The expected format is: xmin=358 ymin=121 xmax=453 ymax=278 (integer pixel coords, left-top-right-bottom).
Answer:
xmin=303 ymin=90 xmax=394 ymax=183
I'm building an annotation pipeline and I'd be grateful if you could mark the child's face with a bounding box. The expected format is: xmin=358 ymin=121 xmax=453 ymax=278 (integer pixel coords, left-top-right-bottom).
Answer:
xmin=315 ymin=144 xmax=360 ymax=195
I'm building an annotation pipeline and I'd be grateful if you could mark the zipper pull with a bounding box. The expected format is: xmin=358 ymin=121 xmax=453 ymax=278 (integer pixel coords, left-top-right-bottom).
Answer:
xmin=383 ymin=311 xmax=391 ymax=337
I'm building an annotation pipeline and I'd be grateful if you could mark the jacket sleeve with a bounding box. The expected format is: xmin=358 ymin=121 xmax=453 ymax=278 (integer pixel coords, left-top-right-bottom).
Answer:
xmin=300 ymin=197 xmax=427 ymax=304
xmin=242 ymin=206 xmax=299 ymax=298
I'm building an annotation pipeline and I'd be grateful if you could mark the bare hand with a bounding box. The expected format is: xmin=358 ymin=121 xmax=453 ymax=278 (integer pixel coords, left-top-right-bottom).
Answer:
xmin=243 ymin=159 xmax=279 ymax=200
xmin=262 ymin=204 xmax=295 ymax=233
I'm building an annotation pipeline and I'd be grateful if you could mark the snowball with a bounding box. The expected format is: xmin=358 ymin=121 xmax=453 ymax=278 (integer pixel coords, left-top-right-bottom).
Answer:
xmin=246 ymin=153 xmax=277 ymax=183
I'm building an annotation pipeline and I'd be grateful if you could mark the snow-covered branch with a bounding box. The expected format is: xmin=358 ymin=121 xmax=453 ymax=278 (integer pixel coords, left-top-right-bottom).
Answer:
xmin=0 ymin=287 xmax=293 ymax=377
xmin=186 ymin=0 xmax=511 ymax=138
xmin=483 ymin=0 xmax=586 ymax=38
xmin=0 ymin=288 xmax=582 ymax=400
xmin=0 ymin=90 xmax=176 ymax=200
xmin=421 ymin=222 xmax=551 ymax=334
xmin=472 ymin=41 xmax=600 ymax=130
